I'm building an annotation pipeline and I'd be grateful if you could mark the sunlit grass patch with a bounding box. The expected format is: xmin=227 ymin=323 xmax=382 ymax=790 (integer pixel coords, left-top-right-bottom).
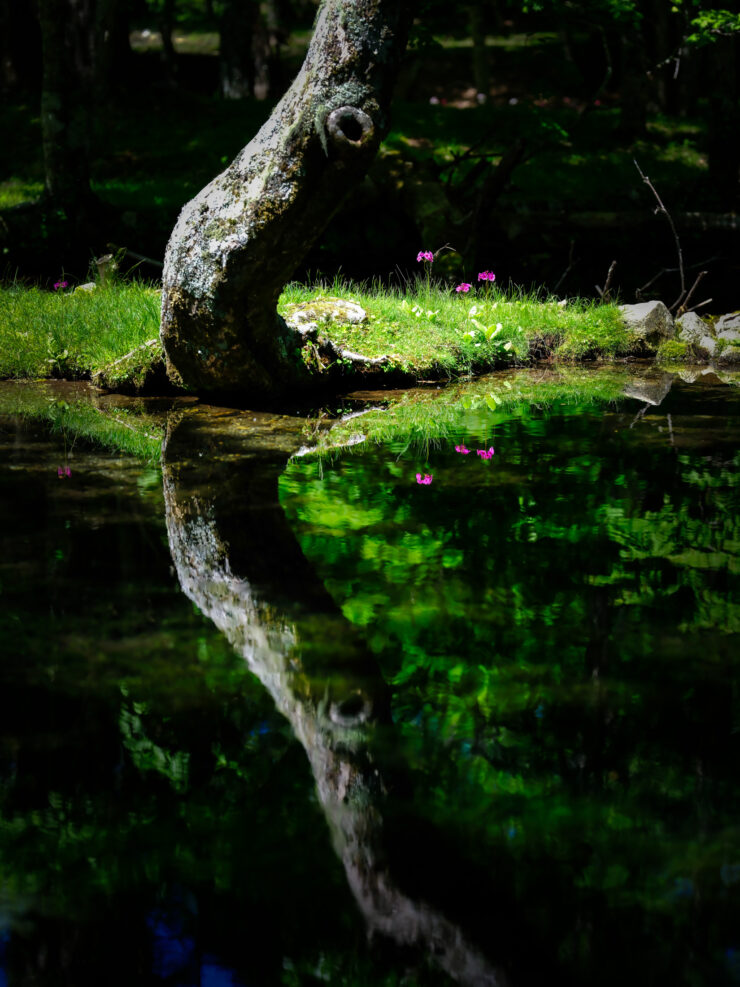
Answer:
xmin=0 ymin=178 xmax=43 ymax=209
xmin=0 ymin=281 xmax=161 ymax=379
xmin=280 ymin=277 xmax=631 ymax=376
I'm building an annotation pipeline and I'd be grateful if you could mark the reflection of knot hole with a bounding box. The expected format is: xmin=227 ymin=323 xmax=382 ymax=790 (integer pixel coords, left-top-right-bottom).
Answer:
xmin=330 ymin=690 xmax=371 ymax=727
xmin=326 ymin=106 xmax=374 ymax=151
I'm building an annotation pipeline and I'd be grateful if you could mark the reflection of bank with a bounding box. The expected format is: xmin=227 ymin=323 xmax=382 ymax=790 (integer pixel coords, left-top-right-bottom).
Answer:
xmin=163 ymin=408 xmax=507 ymax=987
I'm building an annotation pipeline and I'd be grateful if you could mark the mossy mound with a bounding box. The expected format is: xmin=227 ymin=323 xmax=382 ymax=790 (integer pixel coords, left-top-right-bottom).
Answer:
xmin=92 ymin=339 xmax=168 ymax=393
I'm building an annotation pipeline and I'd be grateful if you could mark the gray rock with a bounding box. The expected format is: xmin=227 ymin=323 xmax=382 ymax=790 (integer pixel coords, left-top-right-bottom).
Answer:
xmin=74 ymin=282 xmax=97 ymax=293
xmin=717 ymin=335 xmax=740 ymax=364
xmin=718 ymin=328 xmax=740 ymax=344
xmin=715 ymin=312 xmax=740 ymax=332
xmin=676 ymin=311 xmax=709 ymax=344
xmin=619 ymin=300 xmax=674 ymax=341
xmin=697 ymin=335 xmax=717 ymax=357
xmin=622 ymin=372 xmax=674 ymax=406
xmin=283 ymin=297 xmax=368 ymax=333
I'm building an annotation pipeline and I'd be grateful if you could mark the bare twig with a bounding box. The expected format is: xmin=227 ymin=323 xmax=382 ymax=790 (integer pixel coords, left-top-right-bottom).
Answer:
xmin=553 ymin=240 xmax=577 ymax=292
xmin=677 ymin=270 xmax=708 ymax=315
xmin=636 ymin=256 xmax=718 ymax=302
xmin=107 ymin=243 xmax=164 ymax=269
xmin=687 ymin=297 xmax=712 ymax=313
xmin=595 ymin=260 xmax=617 ymax=301
xmin=433 ymin=243 xmax=457 ymax=261
xmin=633 ymin=159 xmax=685 ymax=309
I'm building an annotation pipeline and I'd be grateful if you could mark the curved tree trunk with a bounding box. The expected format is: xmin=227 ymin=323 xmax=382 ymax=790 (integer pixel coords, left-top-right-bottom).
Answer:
xmin=160 ymin=0 xmax=411 ymax=398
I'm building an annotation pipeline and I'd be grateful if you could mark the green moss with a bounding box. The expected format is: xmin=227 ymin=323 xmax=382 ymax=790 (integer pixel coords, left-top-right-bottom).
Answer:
xmin=656 ymin=339 xmax=689 ymax=363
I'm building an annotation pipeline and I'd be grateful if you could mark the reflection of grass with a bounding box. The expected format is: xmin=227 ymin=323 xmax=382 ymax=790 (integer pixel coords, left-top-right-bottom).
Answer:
xmin=302 ymin=366 xmax=632 ymax=459
xmin=0 ymin=382 xmax=164 ymax=462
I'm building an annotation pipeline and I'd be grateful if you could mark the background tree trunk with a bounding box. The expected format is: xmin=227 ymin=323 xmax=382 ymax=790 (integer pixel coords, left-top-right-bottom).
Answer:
xmin=218 ymin=0 xmax=256 ymax=100
xmin=0 ymin=0 xmax=42 ymax=95
xmin=38 ymin=0 xmax=96 ymax=210
xmin=161 ymin=0 xmax=411 ymax=398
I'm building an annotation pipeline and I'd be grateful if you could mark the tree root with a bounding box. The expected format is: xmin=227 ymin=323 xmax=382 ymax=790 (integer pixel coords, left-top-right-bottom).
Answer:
xmin=294 ymin=324 xmax=396 ymax=371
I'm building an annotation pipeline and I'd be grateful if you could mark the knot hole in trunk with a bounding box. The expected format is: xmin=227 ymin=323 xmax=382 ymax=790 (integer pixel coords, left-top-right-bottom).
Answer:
xmin=326 ymin=106 xmax=374 ymax=155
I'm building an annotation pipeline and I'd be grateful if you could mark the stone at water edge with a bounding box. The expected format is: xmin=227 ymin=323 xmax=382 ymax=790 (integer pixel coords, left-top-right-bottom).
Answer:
xmin=619 ymin=300 xmax=674 ymax=342
xmin=283 ymin=297 xmax=368 ymax=332
xmin=717 ymin=328 xmax=740 ymax=364
xmin=715 ymin=313 xmax=740 ymax=332
xmin=676 ymin=311 xmax=709 ymax=344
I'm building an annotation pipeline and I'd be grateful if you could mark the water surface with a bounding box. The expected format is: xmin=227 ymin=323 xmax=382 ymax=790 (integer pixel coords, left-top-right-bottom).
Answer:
xmin=0 ymin=371 xmax=738 ymax=986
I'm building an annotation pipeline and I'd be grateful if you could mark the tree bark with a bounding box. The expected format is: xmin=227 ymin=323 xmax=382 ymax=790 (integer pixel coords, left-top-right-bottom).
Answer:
xmin=160 ymin=0 xmax=411 ymax=398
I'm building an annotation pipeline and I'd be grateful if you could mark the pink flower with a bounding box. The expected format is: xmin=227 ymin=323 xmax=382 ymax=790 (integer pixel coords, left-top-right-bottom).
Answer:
xmin=477 ymin=271 xmax=495 ymax=282
xmin=476 ymin=447 xmax=495 ymax=460
xmin=415 ymin=473 xmax=433 ymax=485
xmin=416 ymin=251 xmax=434 ymax=263
xmin=53 ymin=280 xmax=68 ymax=290
xmin=455 ymin=283 xmax=472 ymax=293
xmin=455 ymin=445 xmax=470 ymax=454
xmin=57 ymin=465 xmax=71 ymax=478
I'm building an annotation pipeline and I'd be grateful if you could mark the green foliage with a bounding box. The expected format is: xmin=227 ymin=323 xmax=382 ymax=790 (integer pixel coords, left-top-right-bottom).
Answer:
xmin=686 ymin=7 xmax=740 ymax=44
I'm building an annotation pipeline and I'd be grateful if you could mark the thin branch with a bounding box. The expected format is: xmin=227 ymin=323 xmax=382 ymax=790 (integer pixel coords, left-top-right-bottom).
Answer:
xmin=677 ymin=270 xmax=707 ymax=315
xmin=633 ymin=159 xmax=685 ymax=308
xmin=553 ymin=239 xmax=577 ymax=292
xmin=595 ymin=260 xmax=617 ymax=301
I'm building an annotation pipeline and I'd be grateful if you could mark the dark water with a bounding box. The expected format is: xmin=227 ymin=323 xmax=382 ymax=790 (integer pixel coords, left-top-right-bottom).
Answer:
xmin=0 ymin=373 xmax=738 ymax=986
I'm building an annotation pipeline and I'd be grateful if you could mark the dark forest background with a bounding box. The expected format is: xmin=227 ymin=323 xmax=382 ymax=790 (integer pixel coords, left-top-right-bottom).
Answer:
xmin=1 ymin=0 xmax=739 ymax=307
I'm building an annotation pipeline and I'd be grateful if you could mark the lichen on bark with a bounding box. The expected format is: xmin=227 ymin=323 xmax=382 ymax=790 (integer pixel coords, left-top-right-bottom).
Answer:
xmin=161 ymin=0 xmax=411 ymax=399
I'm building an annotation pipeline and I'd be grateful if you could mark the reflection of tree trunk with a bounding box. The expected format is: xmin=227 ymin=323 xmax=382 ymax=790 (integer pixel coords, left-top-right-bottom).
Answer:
xmin=162 ymin=408 xmax=509 ymax=987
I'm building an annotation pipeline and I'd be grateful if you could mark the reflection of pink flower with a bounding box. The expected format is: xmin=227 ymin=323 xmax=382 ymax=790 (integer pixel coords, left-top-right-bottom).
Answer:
xmin=476 ymin=447 xmax=495 ymax=460
xmin=57 ymin=465 xmax=72 ymax=478
xmin=455 ymin=283 xmax=472 ymax=293
xmin=415 ymin=473 xmax=433 ymax=485
xmin=416 ymin=250 xmax=434 ymax=263
xmin=455 ymin=445 xmax=470 ymax=454
xmin=477 ymin=271 xmax=495 ymax=282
